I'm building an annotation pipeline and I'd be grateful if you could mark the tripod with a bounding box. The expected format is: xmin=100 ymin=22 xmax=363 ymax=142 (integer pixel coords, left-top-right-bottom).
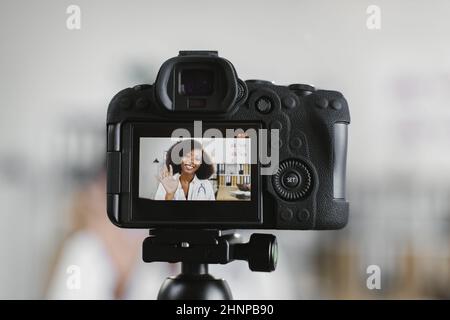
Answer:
xmin=143 ymin=229 xmax=278 ymax=300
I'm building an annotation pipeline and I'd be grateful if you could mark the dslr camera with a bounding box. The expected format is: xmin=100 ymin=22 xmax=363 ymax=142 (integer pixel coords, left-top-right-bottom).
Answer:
xmin=106 ymin=51 xmax=350 ymax=230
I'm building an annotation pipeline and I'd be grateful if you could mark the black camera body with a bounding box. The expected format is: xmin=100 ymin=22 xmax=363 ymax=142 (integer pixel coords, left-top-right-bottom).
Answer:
xmin=106 ymin=51 xmax=350 ymax=230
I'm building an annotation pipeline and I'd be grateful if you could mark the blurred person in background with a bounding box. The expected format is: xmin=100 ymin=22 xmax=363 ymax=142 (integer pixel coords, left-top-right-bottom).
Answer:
xmin=46 ymin=169 xmax=150 ymax=299
xmin=46 ymin=166 xmax=297 ymax=299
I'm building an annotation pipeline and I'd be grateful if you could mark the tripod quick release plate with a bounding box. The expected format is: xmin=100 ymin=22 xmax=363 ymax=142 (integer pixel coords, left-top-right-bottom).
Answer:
xmin=143 ymin=229 xmax=278 ymax=272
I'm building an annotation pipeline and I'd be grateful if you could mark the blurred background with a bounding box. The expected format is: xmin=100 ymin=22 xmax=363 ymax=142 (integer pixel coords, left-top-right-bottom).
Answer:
xmin=1 ymin=0 xmax=450 ymax=299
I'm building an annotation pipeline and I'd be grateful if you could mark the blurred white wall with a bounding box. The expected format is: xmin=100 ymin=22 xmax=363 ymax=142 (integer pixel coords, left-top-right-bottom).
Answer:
xmin=1 ymin=0 xmax=450 ymax=299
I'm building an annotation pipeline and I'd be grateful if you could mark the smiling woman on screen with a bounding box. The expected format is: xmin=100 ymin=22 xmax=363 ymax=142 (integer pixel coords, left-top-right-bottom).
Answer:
xmin=154 ymin=139 xmax=215 ymax=201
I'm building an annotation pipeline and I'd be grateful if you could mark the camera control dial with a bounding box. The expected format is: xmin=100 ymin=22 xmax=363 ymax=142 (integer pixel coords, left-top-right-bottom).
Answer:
xmin=288 ymin=83 xmax=315 ymax=96
xmin=272 ymin=159 xmax=312 ymax=201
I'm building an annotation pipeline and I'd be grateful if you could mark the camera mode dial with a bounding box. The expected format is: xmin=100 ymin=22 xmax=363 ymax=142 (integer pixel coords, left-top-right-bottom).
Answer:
xmin=288 ymin=83 xmax=315 ymax=96
xmin=272 ymin=159 xmax=312 ymax=201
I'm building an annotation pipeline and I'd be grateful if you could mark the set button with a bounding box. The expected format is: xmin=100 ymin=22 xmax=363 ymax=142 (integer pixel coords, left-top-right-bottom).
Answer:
xmin=272 ymin=159 xmax=313 ymax=201
xmin=281 ymin=170 xmax=301 ymax=189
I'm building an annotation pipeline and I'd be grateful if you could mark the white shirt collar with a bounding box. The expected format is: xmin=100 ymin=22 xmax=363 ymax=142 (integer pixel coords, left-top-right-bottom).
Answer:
xmin=173 ymin=173 xmax=200 ymax=185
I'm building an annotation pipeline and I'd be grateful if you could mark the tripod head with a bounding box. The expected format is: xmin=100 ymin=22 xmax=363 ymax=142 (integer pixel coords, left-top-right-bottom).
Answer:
xmin=142 ymin=229 xmax=278 ymax=299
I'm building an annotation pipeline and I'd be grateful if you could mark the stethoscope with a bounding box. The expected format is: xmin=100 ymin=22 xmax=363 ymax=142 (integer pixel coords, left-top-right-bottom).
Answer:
xmin=197 ymin=183 xmax=206 ymax=197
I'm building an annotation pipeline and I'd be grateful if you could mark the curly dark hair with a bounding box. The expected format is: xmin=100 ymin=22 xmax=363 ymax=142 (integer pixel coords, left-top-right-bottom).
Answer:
xmin=165 ymin=139 xmax=215 ymax=180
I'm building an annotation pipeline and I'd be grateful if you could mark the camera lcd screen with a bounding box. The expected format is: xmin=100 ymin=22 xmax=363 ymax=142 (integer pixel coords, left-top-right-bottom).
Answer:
xmin=129 ymin=122 xmax=261 ymax=226
xmin=139 ymin=137 xmax=252 ymax=201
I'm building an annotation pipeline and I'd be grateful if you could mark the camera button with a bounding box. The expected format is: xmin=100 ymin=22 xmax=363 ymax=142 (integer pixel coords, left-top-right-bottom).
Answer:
xmin=247 ymin=79 xmax=274 ymax=86
xmin=315 ymin=98 xmax=329 ymax=109
xmin=282 ymin=96 xmax=297 ymax=109
xmin=280 ymin=208 xmax=294 ymax=222
xmin=290 ymin=137 xmax=302 ymax=149
xmin=133 ymin=84 xmax=151 ymax=91
xmin=237 ymin=80 xmax=248 ymax=102
xmin=282 ymin=171 xmax=301 ymax=189
xmin=256 ymin=97 xmax=272 ymax=113
xmin=288 ymin=84 xmax=315 ymax=96
xmin=272 ymin=159 xmax=312 ymax=201
xmin=331 ymin=99 xmax=342 ymax=110
xmin=297 ymin=209 xmax=310 ymax=222
xmin=270 ymin=120 xmax=283 ymax=130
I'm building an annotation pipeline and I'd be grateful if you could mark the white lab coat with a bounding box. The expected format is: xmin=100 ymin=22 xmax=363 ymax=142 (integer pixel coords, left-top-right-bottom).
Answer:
xmin=154 ymin=173 xmax=215 ymax=200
